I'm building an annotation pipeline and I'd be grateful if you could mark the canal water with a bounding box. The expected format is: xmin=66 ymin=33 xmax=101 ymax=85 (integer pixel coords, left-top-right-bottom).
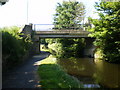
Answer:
xmin=57 ymin=58 xmax=120 ymax=88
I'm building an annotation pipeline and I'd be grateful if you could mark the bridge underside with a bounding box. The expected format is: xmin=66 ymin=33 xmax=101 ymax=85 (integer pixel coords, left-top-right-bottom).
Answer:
xmin=34 ymin=34 xmax=95 ymax=58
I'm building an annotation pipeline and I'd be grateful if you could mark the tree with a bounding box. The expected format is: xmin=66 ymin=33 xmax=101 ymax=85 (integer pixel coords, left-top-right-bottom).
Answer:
xmin=88 ymin=2 xmax=120 ymax=63
xmin=54 ymin=1 xmax=85 ymax=29
xmin=47 ymin=1 xmax=86 ymax=58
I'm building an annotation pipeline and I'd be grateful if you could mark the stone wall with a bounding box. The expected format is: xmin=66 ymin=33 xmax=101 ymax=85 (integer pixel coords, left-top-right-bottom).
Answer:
xmin=21 ymin=24 xmax=40 ymax=54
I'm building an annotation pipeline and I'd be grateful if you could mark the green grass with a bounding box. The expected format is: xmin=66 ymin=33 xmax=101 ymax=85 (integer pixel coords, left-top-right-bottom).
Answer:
xmin=37 ymin=55 xmax=83 ymax=88
xmin=40 ymin=44 xmax=50 ymax=52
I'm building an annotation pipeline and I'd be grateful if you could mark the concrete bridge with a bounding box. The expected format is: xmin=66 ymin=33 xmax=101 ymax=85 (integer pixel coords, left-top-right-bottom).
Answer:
xmin=35 ymin=30 xmax=90 ymax=38
xmin=21 ymin=24 xmax=95 ymax=57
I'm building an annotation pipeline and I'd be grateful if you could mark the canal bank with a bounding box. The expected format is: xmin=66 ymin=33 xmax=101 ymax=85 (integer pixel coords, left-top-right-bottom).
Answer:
xmin=41 ymin=45 xmax=120 ymax=88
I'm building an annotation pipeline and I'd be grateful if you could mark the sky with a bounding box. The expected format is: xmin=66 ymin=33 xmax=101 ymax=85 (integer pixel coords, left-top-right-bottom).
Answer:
xmin=0 ymin=0 xmax=99 ymax=27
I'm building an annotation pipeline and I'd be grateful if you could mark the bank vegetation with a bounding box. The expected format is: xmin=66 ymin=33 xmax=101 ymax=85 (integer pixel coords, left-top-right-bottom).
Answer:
xmin=1 ymin=26 xmax=32 ymax=71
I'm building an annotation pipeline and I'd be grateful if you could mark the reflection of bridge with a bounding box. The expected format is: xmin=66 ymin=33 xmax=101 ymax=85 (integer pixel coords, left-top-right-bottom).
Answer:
xmin=22 ymin=24 xmax=95 ymax=57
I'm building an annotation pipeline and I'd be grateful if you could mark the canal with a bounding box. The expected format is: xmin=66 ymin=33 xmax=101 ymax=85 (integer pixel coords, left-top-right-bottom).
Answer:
xmin=57 ymin=58 xmax=120 ymax=88
xmin=41 ymin=44 xmax=120 ymax=88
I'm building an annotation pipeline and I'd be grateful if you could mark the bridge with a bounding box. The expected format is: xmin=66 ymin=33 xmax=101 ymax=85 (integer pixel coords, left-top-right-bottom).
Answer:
xmin=33 ymin=24 xmax=90 ymax=38
xmin=35 ymin=30 xmax=90 ymax=38
xmin=22 ymin=24 xmax=95 ymax=57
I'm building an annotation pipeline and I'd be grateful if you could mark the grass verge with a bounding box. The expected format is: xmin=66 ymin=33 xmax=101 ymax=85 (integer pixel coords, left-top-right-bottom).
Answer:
xmin=37 ymin=55 xmax=83 ymax=88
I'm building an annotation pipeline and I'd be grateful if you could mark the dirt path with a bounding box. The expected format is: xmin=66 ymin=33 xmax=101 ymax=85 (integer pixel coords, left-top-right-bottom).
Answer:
xmin=2 ymin=51 xmax=50 ymax=88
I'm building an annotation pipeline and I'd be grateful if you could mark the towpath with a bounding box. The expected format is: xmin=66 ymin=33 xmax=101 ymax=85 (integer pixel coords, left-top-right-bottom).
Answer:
xmin=2 ymin=51 xmax=50 ymax=88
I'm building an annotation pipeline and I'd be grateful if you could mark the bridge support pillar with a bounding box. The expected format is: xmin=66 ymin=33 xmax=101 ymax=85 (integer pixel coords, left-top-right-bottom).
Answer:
xmin=33 ymin=37 xmax=40 ymax=54
xmin=84 ymin=38 xmax=95 ymax=58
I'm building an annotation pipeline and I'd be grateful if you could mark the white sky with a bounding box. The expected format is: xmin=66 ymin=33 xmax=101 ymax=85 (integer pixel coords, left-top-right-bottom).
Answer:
xmin=0 ymin=0 xmax=99 ymax=27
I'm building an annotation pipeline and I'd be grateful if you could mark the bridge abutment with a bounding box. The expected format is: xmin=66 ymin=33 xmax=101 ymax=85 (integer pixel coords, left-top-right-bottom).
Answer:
xmin=33 ymin=36 xmax=40 ymax=54
xmin=21 ymin=24 xmax=41 ymax=54
xmin=84 ymin=38 xmax=95 ymax=58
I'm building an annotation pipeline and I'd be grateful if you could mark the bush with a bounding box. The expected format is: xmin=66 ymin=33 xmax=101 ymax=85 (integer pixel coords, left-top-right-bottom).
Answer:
xmin=1 ymin=26 xmax=32 ymax=70
xmin=46 ymin=38 xmax=85 ymax=59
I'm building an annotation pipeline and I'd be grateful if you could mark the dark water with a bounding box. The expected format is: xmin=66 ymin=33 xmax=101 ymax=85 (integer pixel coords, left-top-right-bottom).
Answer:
xmin=58 ymin=58 xmax=120 ymax=88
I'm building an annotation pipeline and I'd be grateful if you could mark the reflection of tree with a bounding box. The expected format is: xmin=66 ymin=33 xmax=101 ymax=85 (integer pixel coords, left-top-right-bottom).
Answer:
xmin=58 ymin=58 xmax=95 ymax=77
xmin=94 ymin=59 xmax=120 ymax=88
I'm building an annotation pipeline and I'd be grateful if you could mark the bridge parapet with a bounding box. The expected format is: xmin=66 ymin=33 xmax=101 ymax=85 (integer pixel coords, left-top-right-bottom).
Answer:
xmin=33 ymin=24 xmax=85 ymax=31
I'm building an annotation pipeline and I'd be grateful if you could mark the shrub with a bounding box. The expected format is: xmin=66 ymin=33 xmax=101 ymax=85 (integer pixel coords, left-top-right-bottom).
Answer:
xmin=1 ymin=26 xmax=32 ymax=70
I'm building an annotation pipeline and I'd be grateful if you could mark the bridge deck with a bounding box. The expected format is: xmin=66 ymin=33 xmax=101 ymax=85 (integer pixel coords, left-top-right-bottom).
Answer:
xmin=35 ymin=30 xmax=90 ymax=34
xmin=34 ymin=30 xmax=90 ymax=38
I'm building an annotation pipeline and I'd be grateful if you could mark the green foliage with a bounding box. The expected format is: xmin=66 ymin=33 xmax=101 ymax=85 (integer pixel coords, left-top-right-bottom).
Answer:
xmin=38 ymin=64 xmax=83 ymax=88
xmin=47 ymin=38 xmax=85 ymax=59
xmin=37 ymin=55 xmax=83 ymax=88
xmin=88 ymin=2 xmax=120 ymax=63
xmin=40 ymin=39 xmax=48 ymax=48
xmin=54 ymin=1 xmax=85 ymax=29
xmin=41 ymin=38 xmax=46 ymax=44
xmin=57 ymin=38 xmax=85 ymax=58
xmin=1 ymin=26 xmax=32 ymax=70
xmin=48 ymin=1 xmax=86 ymax=59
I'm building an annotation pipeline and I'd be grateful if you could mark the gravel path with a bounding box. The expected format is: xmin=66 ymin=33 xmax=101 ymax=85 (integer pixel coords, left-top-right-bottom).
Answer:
xmin=2 ymin=51 xmax=50 ymax=88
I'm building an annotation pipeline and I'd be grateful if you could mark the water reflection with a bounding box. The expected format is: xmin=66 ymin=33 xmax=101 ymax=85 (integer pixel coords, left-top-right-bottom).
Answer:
xmin=58 ymin=58 xmax=120 ymax=88
xmin=94 ymin=59 xmax=120 ymax=88
xmin=58 ymin=58 xmax=95 ymax=77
